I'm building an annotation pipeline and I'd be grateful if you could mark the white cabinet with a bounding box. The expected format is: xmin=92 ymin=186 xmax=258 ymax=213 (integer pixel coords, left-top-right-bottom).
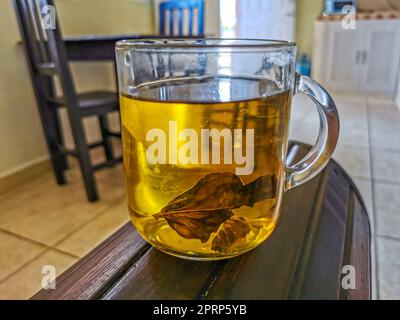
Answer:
xmin=359 ymin=21 xmax=400 ymax=94
xmin=313 ymin=20 xmax=400 ymax=96
xmin=320 ymin=22 xmax=362 ymax=92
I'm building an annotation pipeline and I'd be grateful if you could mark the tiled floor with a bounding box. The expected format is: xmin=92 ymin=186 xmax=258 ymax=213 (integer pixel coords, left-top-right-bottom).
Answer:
xmin=0 ymin=156 xmax=128 ymax=299
xmin=290 ymin=93 xmax=400 ymax=300
xmin=0 ymin=93 xmax=399 ymax=299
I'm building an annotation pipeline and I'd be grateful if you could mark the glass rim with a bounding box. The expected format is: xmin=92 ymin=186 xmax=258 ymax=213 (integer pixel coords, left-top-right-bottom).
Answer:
xmin=115 ymin=38 xmax=297 ymax=50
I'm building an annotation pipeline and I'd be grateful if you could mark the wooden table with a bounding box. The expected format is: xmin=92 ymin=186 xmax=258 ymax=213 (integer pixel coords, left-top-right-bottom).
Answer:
xmin=32 ymin=142 xmax=371 ymax=300
xmin=64 ymin=35 xmax=200 ymax=61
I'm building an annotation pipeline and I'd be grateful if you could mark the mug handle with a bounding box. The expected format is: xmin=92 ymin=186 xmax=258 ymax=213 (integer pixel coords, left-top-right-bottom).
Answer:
xmin=285 ymin=73 xmax=340 ymax=190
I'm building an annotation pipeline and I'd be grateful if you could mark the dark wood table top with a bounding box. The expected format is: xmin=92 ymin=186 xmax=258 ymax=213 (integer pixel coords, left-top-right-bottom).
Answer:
xmin=32 ymin=142 xmax=371 ymax=300
xmin=18 ymin=35 xmax=201 ymax=61
xmin=63 ymin=34 xmax=200 ymax=61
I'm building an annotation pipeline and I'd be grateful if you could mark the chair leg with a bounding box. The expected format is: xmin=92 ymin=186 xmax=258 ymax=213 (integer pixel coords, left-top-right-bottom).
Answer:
xmin=71 ymin=119 xmax=99 ymax=202
xmin=42 ymin=106 xmax=68 ymax=185
xmin=77 ymin=144 xmax=99 ymax=202
xmin=99 ymin=114 xmax=114 ymax=162
xmin=78 ymin=152 xmax=98 ymax=202
xmin=50 ymin=146 xmax=67 ymax=185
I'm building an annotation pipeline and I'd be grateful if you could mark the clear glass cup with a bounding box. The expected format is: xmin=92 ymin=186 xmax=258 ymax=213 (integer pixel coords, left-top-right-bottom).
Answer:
xmin=116 ymin=39 xmax=339 ymax=260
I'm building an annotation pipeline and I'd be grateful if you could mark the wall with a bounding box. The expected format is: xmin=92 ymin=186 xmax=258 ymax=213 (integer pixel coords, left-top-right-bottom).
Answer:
xmin=0 ymin=0 xmax=154 ymax=179
xmin=295 ymin=0 xmax=324 ymax=58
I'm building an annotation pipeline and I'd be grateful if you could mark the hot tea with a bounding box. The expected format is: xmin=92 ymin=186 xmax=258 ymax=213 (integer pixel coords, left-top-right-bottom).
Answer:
xmin=120 ymin=76 xmax=291 ymax=259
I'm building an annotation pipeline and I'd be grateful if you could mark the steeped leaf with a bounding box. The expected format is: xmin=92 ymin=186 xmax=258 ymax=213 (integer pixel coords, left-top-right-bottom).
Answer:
xmin=211 ymin=218 xmax=251 ymax=252
xmin=155 ymin=209 xmax=233 ymax=243
xmin=160 ymin=172 xmax=246 ymax=213
xmin=154 ymin=172 xmax=276 ymax=244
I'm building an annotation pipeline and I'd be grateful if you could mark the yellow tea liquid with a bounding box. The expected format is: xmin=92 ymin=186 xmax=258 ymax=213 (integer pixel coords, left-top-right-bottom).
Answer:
xmin=121 ymin=77 xmax=291 ymax=259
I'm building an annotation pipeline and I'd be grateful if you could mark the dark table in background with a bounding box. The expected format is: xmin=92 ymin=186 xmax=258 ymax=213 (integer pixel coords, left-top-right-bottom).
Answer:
xmin=32 ymin=142 xmax=371 ymax=300
xmin=64 ymin=34 xmax=200 ymax=61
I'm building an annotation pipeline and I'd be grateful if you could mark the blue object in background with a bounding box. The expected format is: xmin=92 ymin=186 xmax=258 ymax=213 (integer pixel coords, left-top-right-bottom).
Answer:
xmin=324 ymin=0 xmax=356 ymax=15
xmin=159 ymin=0 xmax=205 ymax=36
xmin=296 ymin=54 xmax=312 ymax=77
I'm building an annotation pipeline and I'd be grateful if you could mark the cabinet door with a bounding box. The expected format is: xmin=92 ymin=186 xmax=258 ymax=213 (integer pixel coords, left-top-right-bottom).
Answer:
xmin=323 ymin=23 xmax=362 ymax=93
xmin=358 ymin=20 xmax=400 ymax=95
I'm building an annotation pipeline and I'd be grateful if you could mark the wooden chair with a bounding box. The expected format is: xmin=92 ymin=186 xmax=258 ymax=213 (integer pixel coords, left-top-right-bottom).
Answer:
xmin=13 ymin=0 xmax=121 ymax=201
xmin=159 ymin=0 xmax=205 ymax=36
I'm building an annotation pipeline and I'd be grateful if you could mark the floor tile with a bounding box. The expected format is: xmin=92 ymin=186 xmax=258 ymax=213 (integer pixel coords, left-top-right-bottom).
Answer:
xmin=376 ymin=236 xmax=400 ymax=300
xmin=290 ymin=94 xmax=315 ymax=123
xmin=370 ymin=126 xmax=400 ymax=151
xmin=340 ymin=111 xmax=368 ymax=129
xmin=67 ymin=155 xmax=125 ymax=185
xmin=289 ymin=123 xmax=318 ymax=146
xmin=291 ymin=98 xmax=369 ymax=149
xmin=65 ymin=138 xmax=123 ymax=185
xmin=368 ymin=108 xmax=400 ymax=131
xmin=371 ymin=149 xmax=400 ymax=184
xmin=333 ymin=95 xmax=367 ymax=119
xmin=339 ymin=103 xmax=368 ymax=121
xmin=331 ymin=92 xmax=366 ymax=109
xmin=289 ymin=112 xmax=319 ymax=146
xmin=367 ymin=96 xmax=398 ymax=110
xmin=333 ymin=145 xmax=371 ymax=179
xmin=338 ymin=107 xmax=368 ymax=120
xmin=0 ymin=172 xmax=125 ymax=246
xmin=374 ymin=182 xmax=400 ymax=239
xmin=56 ymin=199 xmax=129 ymax=257
xmin=96 ymin=164 xmax=125 ymax=186
xmin=0 ymin=231 xmax=46 ymax=282
xmin=0 ymin=249 xmax=77 ymax=300
xmin=338 ymin=122 xmax=369 ymax=148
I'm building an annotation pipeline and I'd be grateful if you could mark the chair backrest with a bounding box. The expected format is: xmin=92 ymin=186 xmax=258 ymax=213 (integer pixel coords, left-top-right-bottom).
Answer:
xmin=13 ymin=0 xmax=79 ymax=113
xmin=159 ymin=0 xmax=205 ymax=36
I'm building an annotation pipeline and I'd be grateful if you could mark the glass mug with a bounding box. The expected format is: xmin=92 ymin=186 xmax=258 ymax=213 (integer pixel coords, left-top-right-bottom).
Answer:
xmin=116 ymin=39 xmax=339 ymax=260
